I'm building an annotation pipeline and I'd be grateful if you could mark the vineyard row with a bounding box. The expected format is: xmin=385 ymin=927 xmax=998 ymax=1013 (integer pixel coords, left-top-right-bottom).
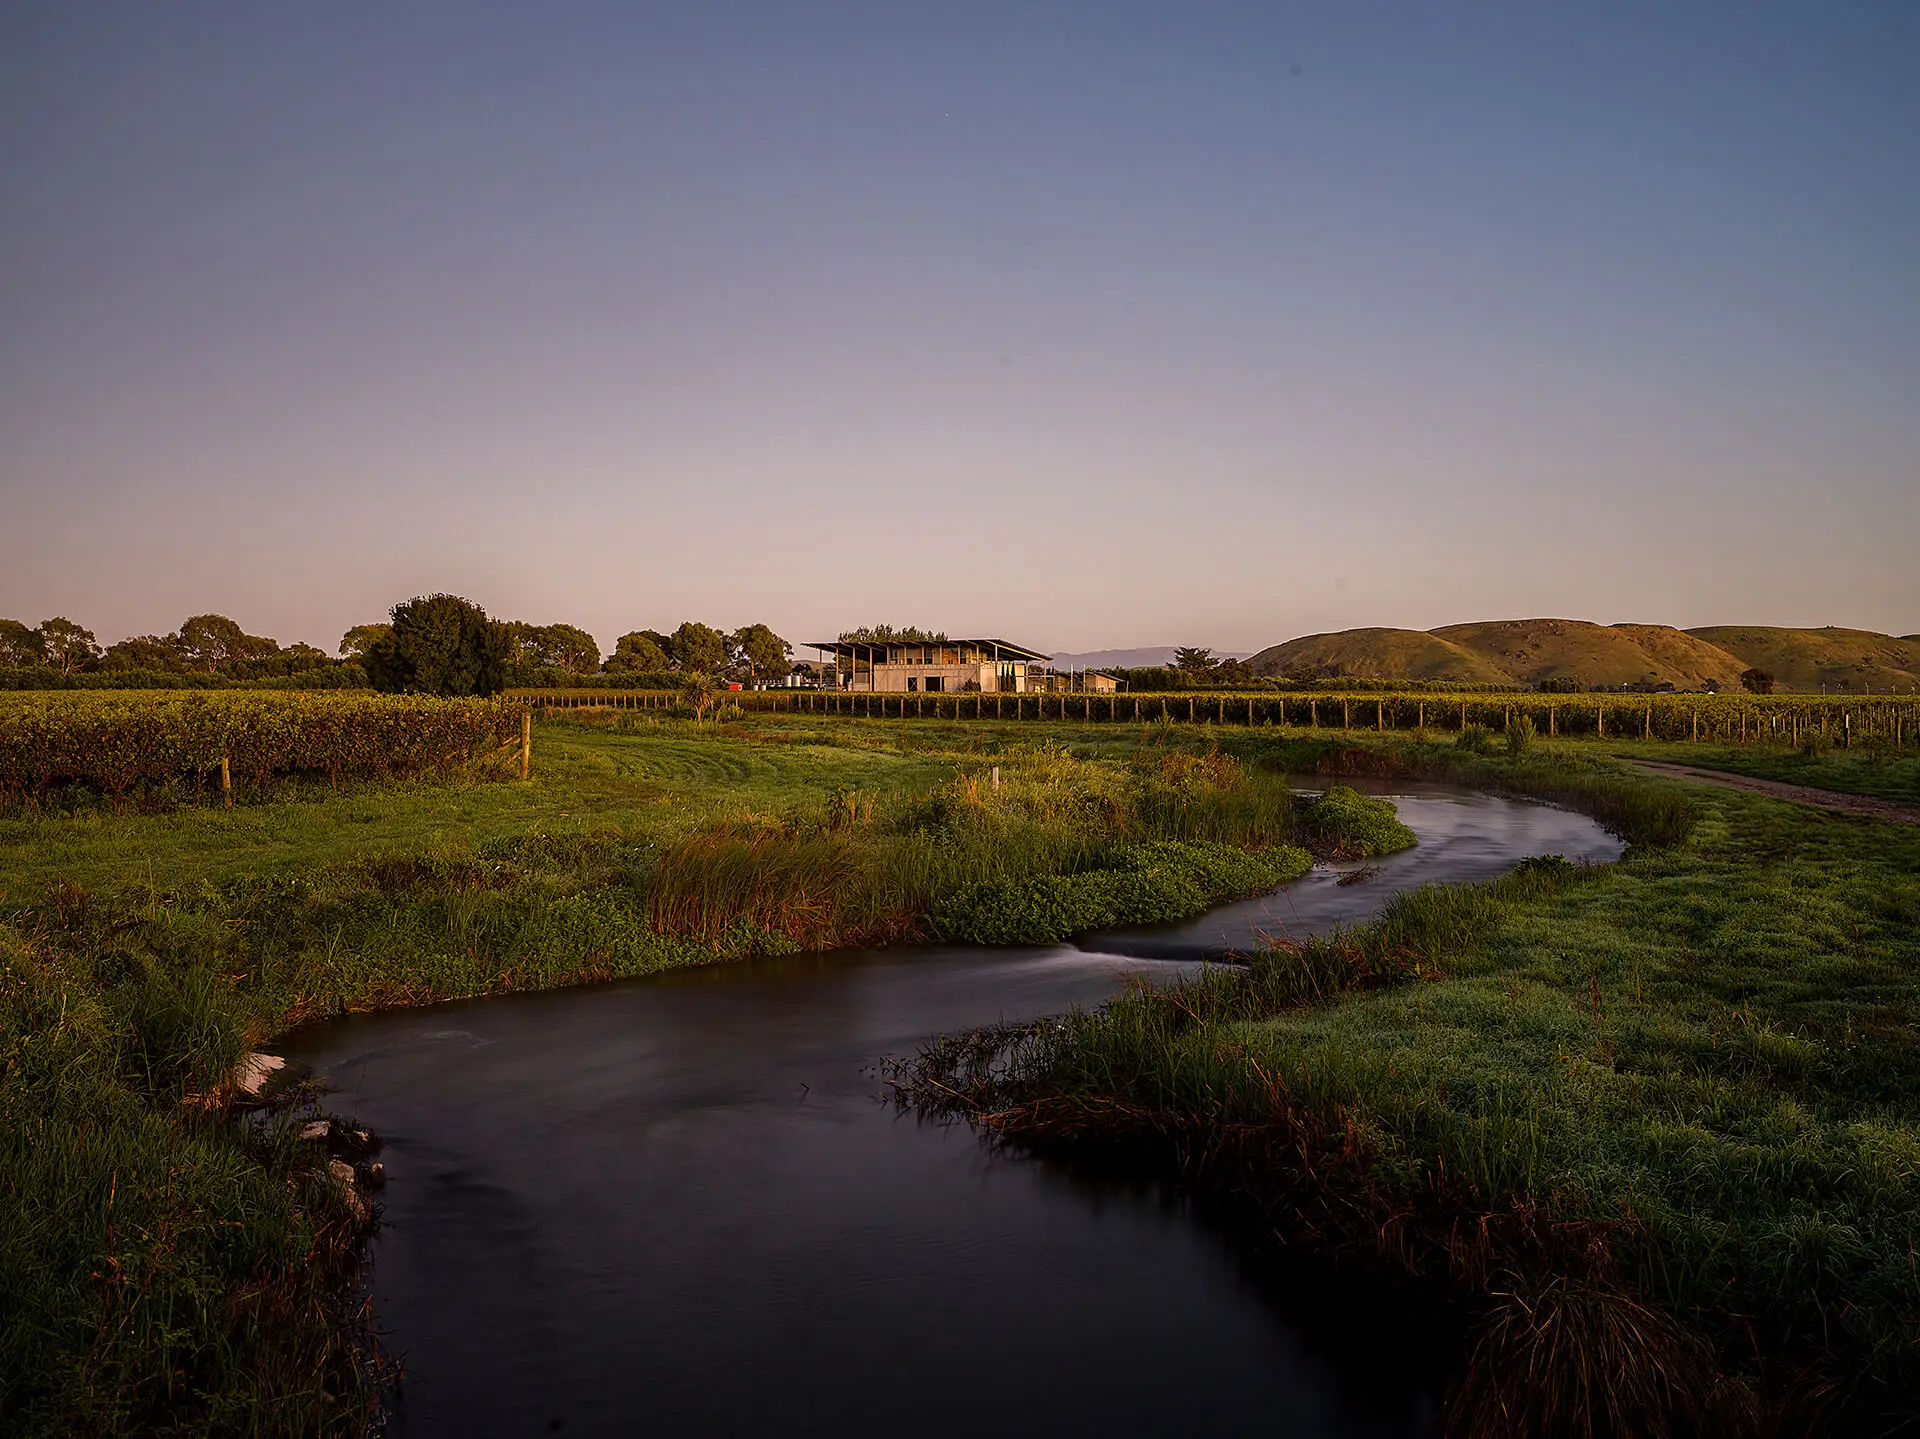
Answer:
xmin=0 ymin=693 xmax=528 ymax=803
xmin=522 ymin=687 xmax=1916 ymax=747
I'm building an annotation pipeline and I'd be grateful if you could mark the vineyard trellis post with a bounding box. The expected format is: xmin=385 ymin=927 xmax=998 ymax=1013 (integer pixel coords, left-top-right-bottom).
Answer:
xmin=221 ymin=755 xmax=231 ymax=808
xmin=521 ymin=710 xmax=531 ymax=779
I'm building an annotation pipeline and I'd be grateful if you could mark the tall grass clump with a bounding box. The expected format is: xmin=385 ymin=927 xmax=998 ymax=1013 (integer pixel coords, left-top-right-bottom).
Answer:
xmin=1295 ymin=784 xmax=1417 ymax=858
xmin=1456 ymin=723 xmax=1499 ymax=756
xmin=645 ymin=746 xmax=1322 ymax=951
xmin=0 ymin=922 xmax=375 ymax=1437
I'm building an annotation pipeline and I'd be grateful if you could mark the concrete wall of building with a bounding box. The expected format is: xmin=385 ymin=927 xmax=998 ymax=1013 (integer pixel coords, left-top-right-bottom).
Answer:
xmin=856 ymin=662 xmax=1032 ymax=693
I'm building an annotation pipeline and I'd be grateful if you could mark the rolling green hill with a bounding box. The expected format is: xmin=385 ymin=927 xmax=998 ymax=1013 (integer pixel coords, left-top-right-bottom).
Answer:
xmin=1433 ymin=619 xmax=1750 ymax=690
xmin=1246 ymin=628 xmax=1510 ymax=684
xmin=1687 ymin=626 xmax=1920 ymax=694
xmin=1242 ymin=620 xmax=1916 ymax=691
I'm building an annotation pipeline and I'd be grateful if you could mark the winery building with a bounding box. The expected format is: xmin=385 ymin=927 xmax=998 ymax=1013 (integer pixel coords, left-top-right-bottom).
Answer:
xmin=809 ymin=638 xmax=1053 ymax=694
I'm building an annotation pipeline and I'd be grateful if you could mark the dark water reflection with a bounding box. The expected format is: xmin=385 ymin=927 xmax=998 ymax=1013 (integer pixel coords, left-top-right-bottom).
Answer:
xmin=284 ymin=791 xmax=1619 ymax=1437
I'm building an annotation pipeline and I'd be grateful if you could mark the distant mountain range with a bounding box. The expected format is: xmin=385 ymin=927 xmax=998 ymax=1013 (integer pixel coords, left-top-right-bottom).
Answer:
xmin=1244 ymin=622 xmax=1919 ymax=693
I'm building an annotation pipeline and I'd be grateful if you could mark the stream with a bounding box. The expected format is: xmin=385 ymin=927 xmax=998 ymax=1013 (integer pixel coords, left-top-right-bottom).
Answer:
xmin=283 ymin=786 xmax=1621 ymax=1436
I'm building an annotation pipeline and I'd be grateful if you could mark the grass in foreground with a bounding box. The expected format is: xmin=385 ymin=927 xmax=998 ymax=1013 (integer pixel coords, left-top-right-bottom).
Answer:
xmin=904 ymin=740 xmax=1920 ymax=1436
xmin=4 ymin=712 xmax=1405 ymax=1435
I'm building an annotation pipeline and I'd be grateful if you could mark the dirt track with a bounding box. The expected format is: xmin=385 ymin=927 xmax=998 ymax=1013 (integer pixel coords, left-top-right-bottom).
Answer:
xmin=1626 ymin=760 xmax=1920 ymax=827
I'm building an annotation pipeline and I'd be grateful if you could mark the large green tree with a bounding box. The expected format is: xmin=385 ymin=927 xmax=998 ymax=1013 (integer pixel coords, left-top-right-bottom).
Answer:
xmin=363 ymin=595 xmax=510 ymax=697
xmin=604 ymin=631 xmax=670 ymax=673
xmin=36 ymin=617 xmax=100 ymax=673
xmin=1173 ymin=646 xmax=1217 ymax=679
xmin=507 ymin=622 xmax=601 ymax=674
xmin=668 ymin=621 xmax=728 ymax=674
xmin=0 ymin=619 xmax=45 ymax=667
xmin=100 ymin=635 xmax=188 ymax=672
xmin=730 ymin=624 xmax=792 ymax=684
xmin=340 ymin=623 xmax=392 ymax=659
xmin=177 ymin=614 xmax=277 ymax=672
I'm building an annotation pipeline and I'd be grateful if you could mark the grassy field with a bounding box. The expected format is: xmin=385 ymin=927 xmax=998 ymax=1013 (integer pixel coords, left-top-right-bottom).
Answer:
xmin=7 ymin=706 xmax=1913 ymax=1434
xmin=4 ymin=708 xmax=1426 ymax=1437
xmin=1607 ymin=738 xmax=1920 ymax=804
xmin=907 ymin=732 xmax=1920 ymax=1436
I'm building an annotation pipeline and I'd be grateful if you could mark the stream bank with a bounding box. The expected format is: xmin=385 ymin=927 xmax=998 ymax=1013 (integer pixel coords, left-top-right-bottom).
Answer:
xmin=282 ymin=788 xmax=1615 ymax=1435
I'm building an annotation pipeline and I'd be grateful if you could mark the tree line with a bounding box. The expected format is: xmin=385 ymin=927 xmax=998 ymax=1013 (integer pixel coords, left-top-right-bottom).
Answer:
xmin=2 ymin=599 xmax=794 ymax=697
xmin=0 ymin=614 xmax=338 ymax=680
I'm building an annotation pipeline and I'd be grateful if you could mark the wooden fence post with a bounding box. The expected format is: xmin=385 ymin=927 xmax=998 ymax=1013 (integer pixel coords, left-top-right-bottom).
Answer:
xmin=221 ymin=755 xmax=231 ymax=808
xmin=521 ymin=710 xmax=531 ymax=779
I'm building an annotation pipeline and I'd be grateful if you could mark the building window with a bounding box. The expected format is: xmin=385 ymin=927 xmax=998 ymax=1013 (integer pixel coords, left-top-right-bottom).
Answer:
xmin=907 ymin=676 xmax=919 ymax=691
xmin=925 ymin=676 xmax=943 ymax=693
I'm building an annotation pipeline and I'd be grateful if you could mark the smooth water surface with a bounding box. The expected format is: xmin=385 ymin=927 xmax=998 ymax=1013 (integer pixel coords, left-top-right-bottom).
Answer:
xmin=1089 ymin=782 xmax=1624 ymax=959
xmin=284 ymin=791 xmax=1619 ymax=1437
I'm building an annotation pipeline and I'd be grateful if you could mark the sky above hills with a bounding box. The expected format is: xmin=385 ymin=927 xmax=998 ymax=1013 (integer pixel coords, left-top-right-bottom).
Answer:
xmin=2 ymin=2 xmax=1915 ymax=655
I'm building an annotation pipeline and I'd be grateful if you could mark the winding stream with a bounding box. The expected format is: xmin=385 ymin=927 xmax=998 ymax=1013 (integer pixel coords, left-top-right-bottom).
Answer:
xmin=283 ymin=788 xmax=1621 ymax=1436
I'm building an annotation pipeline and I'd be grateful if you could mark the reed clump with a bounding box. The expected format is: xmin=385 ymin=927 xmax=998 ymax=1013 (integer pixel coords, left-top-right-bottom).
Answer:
xmin=644 ymin=745 xmax=1341 ymax=950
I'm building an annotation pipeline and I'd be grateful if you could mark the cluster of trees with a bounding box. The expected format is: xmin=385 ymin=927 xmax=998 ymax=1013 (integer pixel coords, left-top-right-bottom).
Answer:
xmin=4 ymin=601 xmax=795 ymax=697
xmin=837 ymin=625 xmax=949 ymax=646
xmin=1109 ymin=647 xmax=1262 ymax=691
xmin=602 ymin=621 xmax=792 ymax=684
xmin=350 ymin=598 xmax=793 ymax=697
xmin=0 ymin=614 xmax=344 ymax=680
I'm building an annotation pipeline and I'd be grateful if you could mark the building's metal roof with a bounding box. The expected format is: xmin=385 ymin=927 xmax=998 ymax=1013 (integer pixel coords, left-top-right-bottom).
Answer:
xmin=806 ymin=638 xmax=1052 ymax=663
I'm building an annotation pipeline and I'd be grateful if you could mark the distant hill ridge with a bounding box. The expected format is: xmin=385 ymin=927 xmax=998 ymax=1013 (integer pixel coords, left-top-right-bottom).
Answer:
xmin=1247 ymin=621 xmax=1919 ymax=693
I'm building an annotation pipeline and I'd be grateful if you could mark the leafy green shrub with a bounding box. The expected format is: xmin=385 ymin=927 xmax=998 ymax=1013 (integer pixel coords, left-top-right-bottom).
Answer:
xmin=1297 ymin=784 xmax=1417 ymax=857
xmin=931 ymin=841 xmax=1311 ymax=944
xmin=1456 ymin=723 xmax=1499 ymax=755
xmin=365 ymin=594 xmax=510 ymax=697
xmin=1506 ymin=714 xmax=1536 ymax=758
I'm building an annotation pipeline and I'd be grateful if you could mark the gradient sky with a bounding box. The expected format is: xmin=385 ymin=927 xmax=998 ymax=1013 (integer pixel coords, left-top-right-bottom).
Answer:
xmin=2 ymin=2 xmax=1915 ymax=656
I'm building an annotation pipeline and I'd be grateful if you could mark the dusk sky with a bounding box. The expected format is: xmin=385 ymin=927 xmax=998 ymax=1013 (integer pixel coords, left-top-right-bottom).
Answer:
xmin=2 ymin=2 xmax=1915 ymax=656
